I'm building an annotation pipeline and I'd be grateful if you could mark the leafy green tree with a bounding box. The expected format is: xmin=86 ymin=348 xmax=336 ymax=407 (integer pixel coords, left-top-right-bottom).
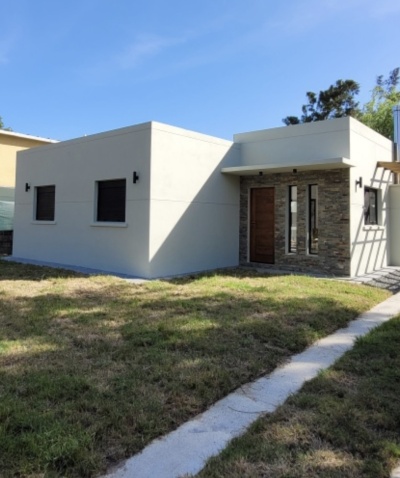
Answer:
xmin=283 ymin=79 xmax=360 ymax=125
xmin=358 ymin=68 xmax=400 ymax=140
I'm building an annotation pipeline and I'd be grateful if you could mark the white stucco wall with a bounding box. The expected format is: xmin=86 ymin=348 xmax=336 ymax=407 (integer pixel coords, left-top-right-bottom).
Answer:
xmin=388 ymin=185 xmax=400 ymax=266
xmin=148 ymin=123 xmax=240 ymax=278
xmin=13 ymin=123 xmax=152 ymax=277
xmin=13 ymin=122 xmax=240 ymax=279
xmin=234 ymin=117 xmax=351 ymax=167
xmin=348 ymin=118 xmax=393 ymax=276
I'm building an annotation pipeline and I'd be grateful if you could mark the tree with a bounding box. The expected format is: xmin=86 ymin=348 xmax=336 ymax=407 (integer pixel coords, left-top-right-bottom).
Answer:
xmin=283 ymin=79 xmax=360 ymax=125
xmin=0 ymin=115 xmax=12 ymax=131
xmin=358 ymin=68 xmax=400 ymax=140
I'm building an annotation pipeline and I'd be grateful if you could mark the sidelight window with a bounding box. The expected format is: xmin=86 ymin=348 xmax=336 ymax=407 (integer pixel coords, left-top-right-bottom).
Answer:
xmin=288 ymin=186 xmax=297 ymax=253
xmin=308 ymin=184 xmax=318 ymax=254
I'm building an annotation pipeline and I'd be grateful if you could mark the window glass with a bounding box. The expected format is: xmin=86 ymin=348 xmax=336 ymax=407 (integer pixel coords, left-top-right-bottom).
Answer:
xmin=364 ymin=187 xmax=378 ymax=225
xmin=36 ymin=185 xmax=55 ymax=221
xmin=288 ymin=186 xmax=297 ymax=253
xmin=97 ymin=179 xmax=126 ymax=222
xmin=309 ymin=185 xmax=318 ymax=254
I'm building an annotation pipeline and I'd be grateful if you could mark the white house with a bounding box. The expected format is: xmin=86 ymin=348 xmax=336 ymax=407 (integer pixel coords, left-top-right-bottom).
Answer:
xmin=11 ymin=117 xmax=400 ymax=278
xmin=12 ymin=122 xmax=240 ymax=278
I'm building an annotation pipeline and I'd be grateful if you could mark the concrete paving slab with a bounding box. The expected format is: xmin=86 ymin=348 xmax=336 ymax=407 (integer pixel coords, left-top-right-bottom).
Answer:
xmin=105 ymin=292 xmax=400 ymax=478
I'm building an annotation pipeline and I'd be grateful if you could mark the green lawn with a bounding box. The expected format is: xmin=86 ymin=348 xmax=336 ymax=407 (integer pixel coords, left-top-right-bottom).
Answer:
xmin=0 ymin=261 xmax=390 ymax=477
xmin=197 ymin=317 xmax=400 ymax=478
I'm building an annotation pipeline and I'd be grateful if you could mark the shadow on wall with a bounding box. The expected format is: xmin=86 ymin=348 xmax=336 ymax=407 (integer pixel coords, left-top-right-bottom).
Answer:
xmin=350 ymin=166 xmax=388 ymax=277
xmin=147 ymin=145 xmax=240 ymax=278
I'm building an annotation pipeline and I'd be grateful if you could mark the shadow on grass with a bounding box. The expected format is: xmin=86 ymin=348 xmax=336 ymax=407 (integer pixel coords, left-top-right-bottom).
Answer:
xmin=0 ymin=262 xmax=390 ymax=477
xmin=0 ymin=258 xmax=85 ymax=281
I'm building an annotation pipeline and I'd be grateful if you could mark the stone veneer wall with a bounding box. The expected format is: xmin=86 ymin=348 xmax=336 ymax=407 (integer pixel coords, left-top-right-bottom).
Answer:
xmin=240 ymin=169 xmax=350 ymax=276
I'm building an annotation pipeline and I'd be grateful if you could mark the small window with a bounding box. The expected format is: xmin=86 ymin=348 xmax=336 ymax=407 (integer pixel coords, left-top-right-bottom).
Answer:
xmin=364 ymin=187 xmax=378 ymax=225
xmin=35 ymin=185 xmax=55 ymax=221
xmin=308 ymin=184 xmax=318 ymax=254
xmin=97 ymin=179 xmax=126 ymax=222
xmin=288 ymin=185 xmax=297 ymax=253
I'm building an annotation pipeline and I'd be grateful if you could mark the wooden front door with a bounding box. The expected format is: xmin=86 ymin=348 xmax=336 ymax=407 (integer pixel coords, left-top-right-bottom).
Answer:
xmin=250 ymin=187 xmax=275 ymax=263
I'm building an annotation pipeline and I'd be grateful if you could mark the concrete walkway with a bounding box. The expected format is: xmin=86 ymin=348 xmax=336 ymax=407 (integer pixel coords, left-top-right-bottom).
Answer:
xmin=105 ymin=292 xmax=400 ymax=478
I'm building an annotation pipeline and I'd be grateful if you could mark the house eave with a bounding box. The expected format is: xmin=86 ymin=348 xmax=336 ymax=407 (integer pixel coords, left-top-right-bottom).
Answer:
xmin=0 ymin=129 xmax=58 ymax=143
xmin=221 ymin=157 xmax=354 ymax=176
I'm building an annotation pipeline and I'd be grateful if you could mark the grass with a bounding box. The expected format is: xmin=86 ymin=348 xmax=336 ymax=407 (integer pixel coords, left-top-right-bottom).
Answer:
xmin=196 ymin=317 xmax=400 ymax=478
xmin=0 ymin=260 xmax=391 ymax=477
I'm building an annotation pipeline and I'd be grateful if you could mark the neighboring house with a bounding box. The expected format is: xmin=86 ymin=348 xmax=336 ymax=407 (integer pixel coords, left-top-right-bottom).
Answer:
xmin=0 ymin=129 xmax=57 ymax=231
xmin=11 ymin=117 xmax=400 ymax=278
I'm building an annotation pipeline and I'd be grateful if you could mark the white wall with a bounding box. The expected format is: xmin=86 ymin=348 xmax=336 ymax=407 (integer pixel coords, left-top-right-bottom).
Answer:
xmin=235 ymin=117 xmax=351 ymax=167
xmin=13 ymin=124 xmax=152 ymax=277
xmin=348 ymin=118 xmax=393 ymax=276
xmin=13 ymin=122 xmax=240 ymax=279
xmin=148 ymin=123 xmax=240 ymax=278
xmin=388 ymin=185 xmax=400 ymax=266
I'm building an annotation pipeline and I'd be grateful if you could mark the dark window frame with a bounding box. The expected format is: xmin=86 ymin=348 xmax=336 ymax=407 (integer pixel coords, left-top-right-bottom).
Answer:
xmin=288 ymin=185 xmax=297 ymax=253
xmin=364 ymin=187 xmax=378 ymax=225
xmin=96 ymin=179 xmax=126 ymax=222
xmin=308 ymin=184 xmax=318 ymax=255
xmin=35 ymin=185 xmax=55 ymax=221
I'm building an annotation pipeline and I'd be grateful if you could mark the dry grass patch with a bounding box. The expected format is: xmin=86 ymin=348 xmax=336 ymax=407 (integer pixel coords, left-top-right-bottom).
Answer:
xmin=0 ymin=260 xmax=390 ymax=477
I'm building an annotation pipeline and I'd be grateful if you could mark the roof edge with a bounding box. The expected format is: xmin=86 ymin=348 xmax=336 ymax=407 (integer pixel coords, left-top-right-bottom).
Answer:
xmin=0 ymin=129 xmax=58 ymax=143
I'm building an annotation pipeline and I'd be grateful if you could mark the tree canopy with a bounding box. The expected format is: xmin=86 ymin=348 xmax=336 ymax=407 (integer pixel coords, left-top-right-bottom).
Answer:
xmin=0 ymin=115 xmax=12 ymax=131
xmin=283 ymin=80 xmax=360 ymax=126
xmin=359 ymin=68 xmax=400 ymax=140
xmin=283 ymin=68 xmax=400 ymax=140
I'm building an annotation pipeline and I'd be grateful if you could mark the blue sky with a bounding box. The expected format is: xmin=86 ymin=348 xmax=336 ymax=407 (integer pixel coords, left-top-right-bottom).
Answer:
xmin=1 ymin=0 xmax=399 ymax=141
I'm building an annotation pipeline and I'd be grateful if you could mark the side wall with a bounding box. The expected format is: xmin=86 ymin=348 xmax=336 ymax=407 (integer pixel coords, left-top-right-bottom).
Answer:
xmin=13 ymin=125 xmax=152 ymax=277
xmin=349 ymin=119 xmax=393 ymax=276
xmin=148 ymin=123 xmax=240 ymax=278
xmin=240 ymin=169 xmax=351 ymax=276
xmin=388 ymin=185 xmax=400 ymax=266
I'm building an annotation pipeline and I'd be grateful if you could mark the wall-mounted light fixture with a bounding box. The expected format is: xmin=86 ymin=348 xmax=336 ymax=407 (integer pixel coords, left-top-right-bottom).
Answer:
xmin=259 ymin=171 xmax=263 ymax=176
xmin=293 ymin=168 xmax=297 ymax=174
xmin=133 ymin=171 xmax=139 ymax=184
xmin=355 ymin=177 xmax=363 ymax=189
xmin=25 ymin=182 xmax=31 ymax=192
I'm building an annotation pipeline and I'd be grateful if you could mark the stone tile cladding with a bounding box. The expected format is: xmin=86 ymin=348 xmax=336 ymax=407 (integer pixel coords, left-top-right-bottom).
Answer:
xmin=240 ymin=169 xmax=350 ymax=276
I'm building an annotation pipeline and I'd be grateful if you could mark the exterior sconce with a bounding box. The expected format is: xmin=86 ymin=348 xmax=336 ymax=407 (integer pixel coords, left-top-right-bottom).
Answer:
xmin=293 ymin=168 xmax=297 ymax=173
xmin=133 ymin=171 xmax=139 ymax=184
xmin=25 ymin=182 xmax=31 ymax=192
xmin=259 ymin=171 xmax=263 ymax=176
xmin=355 ymin=177 xmax=363 ymax=189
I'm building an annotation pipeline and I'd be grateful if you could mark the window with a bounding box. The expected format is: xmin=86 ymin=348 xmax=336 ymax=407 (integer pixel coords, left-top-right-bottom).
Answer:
xmin=97 ymin=179 xmax=126 ymax=222
xmin=364 ymin=187 xmax=378 ymax=225
xmin=35 ymin=185 xmax=55 ymax=221
xmin=288 ymin=185 xmax=297 ymax=253
xmin=308 ymin=185 xmax=318 ymax=254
